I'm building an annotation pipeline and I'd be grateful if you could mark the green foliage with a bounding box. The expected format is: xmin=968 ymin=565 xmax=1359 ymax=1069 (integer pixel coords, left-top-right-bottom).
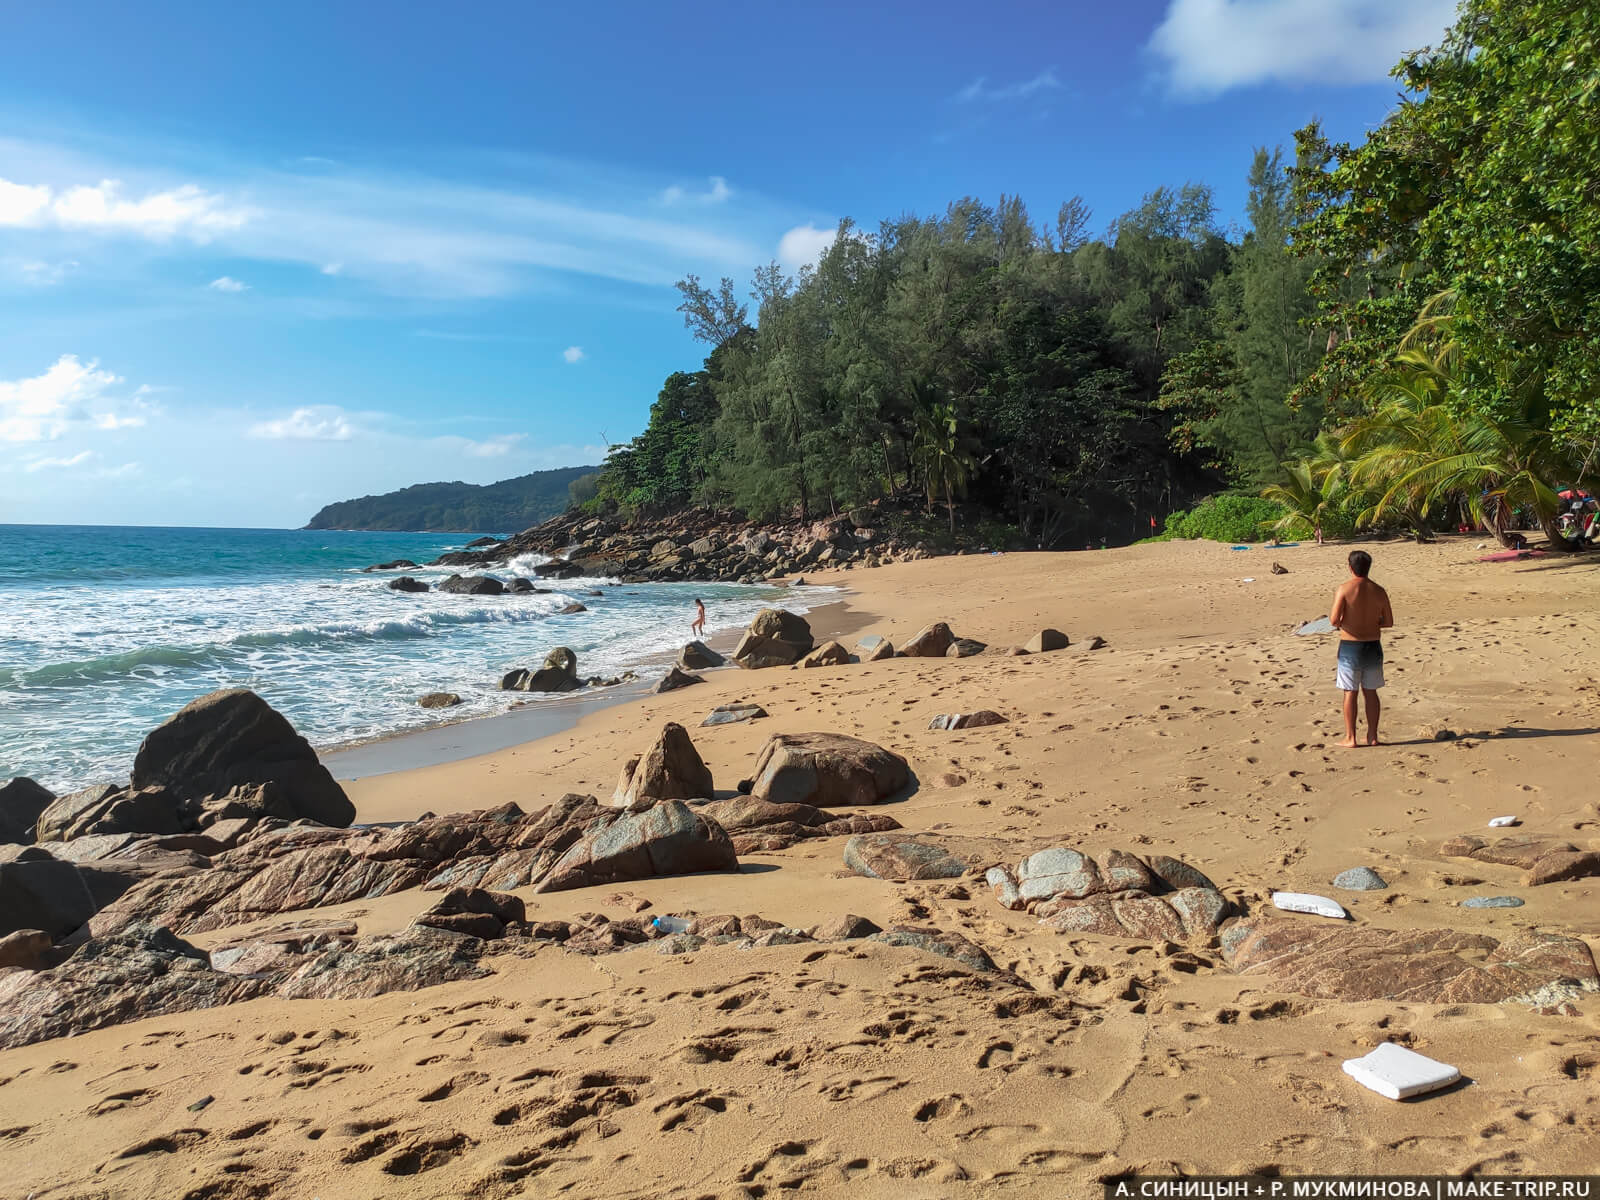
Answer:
xmin=1294 ymin=0 xmax=1600 ymax=452
xmin=303 ymin=466 xmax=598 ymax=533
xmin=1161 ymin=494 xmax=1289 ymax=543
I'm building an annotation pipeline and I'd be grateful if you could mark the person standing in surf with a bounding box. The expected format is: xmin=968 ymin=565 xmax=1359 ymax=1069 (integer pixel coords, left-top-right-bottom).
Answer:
xmin=691 ymin=597 xmax=706 ymax=639
xmin=1329 ymin=550 xmax=1394 ymax=748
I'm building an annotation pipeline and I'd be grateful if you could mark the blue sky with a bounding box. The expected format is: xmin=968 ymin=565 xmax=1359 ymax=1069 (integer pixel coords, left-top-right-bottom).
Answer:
xmin=0 ymin=0 xmax=1458 ymax=528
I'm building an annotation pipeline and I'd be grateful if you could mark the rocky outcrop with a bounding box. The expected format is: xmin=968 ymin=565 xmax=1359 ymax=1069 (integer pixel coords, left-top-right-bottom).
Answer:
xmin=868 ymin=926 xmax=999 ymax=974
xmin=130 ymin=689 xmax=354 ymax=830
xmin=985 ymin=847 xmax=1230 ymax=943
xmin=438 ymin=574 xmax=505 ymax=595
xmin=0 ymin=777 xmax=53 ymax=845
xmin=501 ymin=647 xmax=581 ymax=693
xmin=844 ymin=833 xmax=970 ymax=881
xmin=1221 ymin=921 xmax=1600 ymax=1005
xmin=927 ymin=711 xmax=1008 ymax=731
xmin=1441 ymin=834 xmax=1600 ymax=886
xmin=0 ymin=925 xmax=268 ymax=1051
xmin=901 ymin=622 xmax=955 ymax=658
xmin=0 ymin=929 xmax=53 ymax=971
xmin=801 ymin=641 xmax=851 ymax=668
xmin=701 ymin=702 xmax=768 ymax=727
xmin=536 ymin=800 xmax=737 ymax=893
xmin=559 ymin=602 xmax=588 ymax=614
xmin=701 ymin=795 xmax=900 ymax=854
xmin=748 ymin=733 xmax=911 ymax=808
xmin=653 ymin=667 xmax=704 ymax=694
xmin=679 ymin=641 xmax=725 ymax=670
xmin=613 ymin=724 xmax=714 ymax=808
xmin=1024 ymin=629 xmax=1069 ymax=653
xmin=274 ymin=926 xmax=490 ymax=1000
xmin=734 ymin=609 xmax=814 ymax=669
xmin=388 ymin=576 xmax=429 ymax=592
xmin=413 ymin=887 xmax=526 ymax=940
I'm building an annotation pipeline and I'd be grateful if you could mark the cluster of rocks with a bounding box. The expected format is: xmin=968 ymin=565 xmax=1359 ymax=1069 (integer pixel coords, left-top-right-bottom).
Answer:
xmin=1441 ymin=833 xmax=1600 ymax=887
xmin=986 ymin=847 xmax=1233 ymax=943
xmin=384 ymin=571 xmax=587 ymax=599
xmin=400 ymin=503 xmax=950 ymax=586
xmin=500 ymin=646 xmax=640 ymax=694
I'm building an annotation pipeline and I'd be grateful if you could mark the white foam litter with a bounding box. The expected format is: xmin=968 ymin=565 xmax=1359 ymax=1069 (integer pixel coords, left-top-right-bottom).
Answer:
xmin=1271 ymin=892 xmax=1349 ymax=919
xmin=1342 ymin=1042 xmax=1460 ymax=1100
xmin=1488 ymin=815 xmax=1519 ymax=827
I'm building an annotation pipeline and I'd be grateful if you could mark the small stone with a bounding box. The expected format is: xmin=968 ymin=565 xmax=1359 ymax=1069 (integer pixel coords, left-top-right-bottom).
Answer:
xmin=1460 ymin=896 xmax=1525 ymax=909
xmin=1332 ymin=867 xmax=1388 ymax=891
xmin=1023 ymin=629 xmax=1068 ymax=653
xmin=945 ymin=637 xmax=988 ymax=658
xmin=701 ymin=702 xmax=769 ymax=727
xmin=927 ymin=711 xmax=1008 ymax=731
xmin=187 ymin=1095 xmax=215 ymax=1112
xmin=418 ymin=692 xmax=462 ymax=709
xmin=1271 ymin=562 xmax=1288 ymax=575
xmin=812 ymin=913 xmax=881 ymax=941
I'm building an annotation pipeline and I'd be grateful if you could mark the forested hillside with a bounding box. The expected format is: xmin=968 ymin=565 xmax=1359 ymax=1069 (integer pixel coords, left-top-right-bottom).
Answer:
xmin=304 ymin=466 xmax=598 ymax=532
xmin=592 ymin=149 xmax=1325 ymax=547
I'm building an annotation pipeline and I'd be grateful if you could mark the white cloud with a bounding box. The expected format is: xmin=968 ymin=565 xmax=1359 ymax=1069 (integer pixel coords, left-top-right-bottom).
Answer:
xmin=321 ymin=262 xmax=343 ymax=275
xmin=660 ymin=176 xmax=732 ymax=206
xmin=248 ymin=405 xmax=357 ymax=441
xmin=460 ymin=433 xmax=526 ymax=458
xmin=563 ymin=345 xmax=584 ymax=364
xmin=0 ymin=176 xmax=251 ymax=240
xmin=1148 ymin=0 xmax=1458 ymax=97
xmin=208 ymin=275 xmax=248 ymax=292
xmin=97 ymin=461 xmax=142 ymax=479
xmin=24 ymin=450 xmax=95 ymax=472
xmin=0 ymin=355 xmax=128 ymax=442
xmin=777 ymin=223 xmax=839 ymax=273
xmin=954 ymin=70 xmax=1062 ymax=103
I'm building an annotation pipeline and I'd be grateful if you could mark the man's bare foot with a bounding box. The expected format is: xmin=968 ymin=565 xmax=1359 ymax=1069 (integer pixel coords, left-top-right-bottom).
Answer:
xmin=1365 ymin=736 xmax=1381 ymax=746
xmin=1338 ymin=737 xmax=1360 ymax=748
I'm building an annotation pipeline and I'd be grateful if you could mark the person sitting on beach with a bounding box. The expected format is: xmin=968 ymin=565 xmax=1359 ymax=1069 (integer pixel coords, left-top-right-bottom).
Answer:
xmin=1329 ymin=550 xmax=1394 ymax=748
xmin=691 ymin=597 xmax=706 ymax=638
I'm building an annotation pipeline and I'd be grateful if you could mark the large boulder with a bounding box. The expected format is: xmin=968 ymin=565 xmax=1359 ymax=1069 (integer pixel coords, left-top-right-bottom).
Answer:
xmin=130 ymin=690 xmax=354 ymax=829
xmin=35 ymin=785 xmax=183 ymax=843
xmin=535 ymin=800 xmax=738 ymax=893
xmin=438 ymin=574 xmax=505 ymax=595
xmin=1024 ymin=629 xmax=1069 ymax=653
xmin=501 ymin=647 xmax=580 ymax=693
xmin=679 ymin=641 xmax=726 ymax=670
xmin=387 ymin=576 xmax=429 ymax=593
xmin=1 ymin=777 xmax=56 ymax=844
xmin=843 ymin=833 xmax=970 ymax=881
xmin=985 ymin=846 xmax=1231 ymax=943
xmin=901 ymin=622 xmax=955 ymax=658
xmin=653 ymin=667 xmax=704 ymax=694
xmin=1221 ymin=921 xmax=1600 ymax=1005
xmin=1441 ymin=833 xmax=1600 ymax=886
xmin=532 ymin=558 xmax=583 ymax=579
xmin=0 ymin=850 xmax=100 ymax=938
xmin=733 ymin=608 xmax=814 ymax=669
xmin=413 ymin=887 xmax=526 ymax=940
xmin=801 ymin=641 xmax=851 ymax=668
xmin=748 ymin=733 xmax=911 ymax=808
xmin=613 ymin=723 xmax=714 ymax=808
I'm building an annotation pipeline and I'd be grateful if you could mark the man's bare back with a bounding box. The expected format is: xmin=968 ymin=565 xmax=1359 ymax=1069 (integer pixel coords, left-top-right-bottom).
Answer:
xmin=1330 ymin=577 xmax=1393 ymax=642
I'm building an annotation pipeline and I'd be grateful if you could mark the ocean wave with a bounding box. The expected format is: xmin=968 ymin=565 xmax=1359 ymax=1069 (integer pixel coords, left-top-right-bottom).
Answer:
xmin=0 ymin=603 xmax=570 ymax=690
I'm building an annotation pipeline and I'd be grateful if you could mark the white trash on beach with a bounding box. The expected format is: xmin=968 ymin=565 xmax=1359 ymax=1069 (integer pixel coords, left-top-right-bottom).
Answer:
xmin=1271 ymin=891 xmax=1349 ymax=919
xmin=1342 ymin=1042 xmax=1461 ymax=1100
xmin=1487 ymin=815 xmax=1519 ymax=828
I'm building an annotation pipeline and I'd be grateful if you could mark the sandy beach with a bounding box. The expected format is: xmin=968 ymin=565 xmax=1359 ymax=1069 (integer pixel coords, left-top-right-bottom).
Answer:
xmin=3 ymin=539 xmax=1598 ymax=1197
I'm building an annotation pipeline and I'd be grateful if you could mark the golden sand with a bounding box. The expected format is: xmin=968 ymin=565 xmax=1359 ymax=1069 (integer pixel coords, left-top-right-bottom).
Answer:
xmin=2 ymin=539 xmax=1598 ymax=1197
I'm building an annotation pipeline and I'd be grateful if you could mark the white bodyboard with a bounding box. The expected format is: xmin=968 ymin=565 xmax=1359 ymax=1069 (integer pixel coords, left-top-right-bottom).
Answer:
xmin=1271 ymin=891 xmax=1349 ymax=919
xmin=1343 ymin=1042 xmax=1460 ymax=1100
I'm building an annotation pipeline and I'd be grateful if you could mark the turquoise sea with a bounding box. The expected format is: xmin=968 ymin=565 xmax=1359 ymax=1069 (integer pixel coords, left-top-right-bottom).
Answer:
xmin=0 ymin=525 xmax=808 ymax=793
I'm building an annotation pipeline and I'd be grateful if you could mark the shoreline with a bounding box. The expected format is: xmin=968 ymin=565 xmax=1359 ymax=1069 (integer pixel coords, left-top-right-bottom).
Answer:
xmin=322 ymin=593 xmax=869 ymax=784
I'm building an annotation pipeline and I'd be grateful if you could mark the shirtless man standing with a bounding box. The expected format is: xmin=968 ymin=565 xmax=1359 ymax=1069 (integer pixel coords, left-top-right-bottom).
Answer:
xmin=1329 ymin=550 xmax=1394 ymax=748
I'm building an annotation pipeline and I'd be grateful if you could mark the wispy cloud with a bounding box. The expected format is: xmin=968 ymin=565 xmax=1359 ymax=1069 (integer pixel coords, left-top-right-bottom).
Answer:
xmin=248 ymin=405 xmax=357 ymax=441
xmin=0 ymin=355 xmax=147 ymax=443
xmin=953 ymin=70 xmax=1062 ymax=104
xmin=0 ymin=176 xmax=250 ymax=239
xmin=25 ymin=449 xmax=95 ymax=472
xmin=18 ymin=259 xmax=78 ymax=285
xmin=563 ymin=345 xmax=584 ymax=364
xmin=460 ymin=432 xmax=526 ymax=458
xmin=1147 ymin=0 xmax=1457 ymax=97
xmin=660 ymin=176 xmax=732 ymax=206
xmin=208 ymin=275 xmax=248 ymax=292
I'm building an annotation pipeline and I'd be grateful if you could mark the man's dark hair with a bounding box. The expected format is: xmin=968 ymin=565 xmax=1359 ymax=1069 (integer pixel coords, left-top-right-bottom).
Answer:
xmin=1348 ymin=550 xmax=1372 ymax=578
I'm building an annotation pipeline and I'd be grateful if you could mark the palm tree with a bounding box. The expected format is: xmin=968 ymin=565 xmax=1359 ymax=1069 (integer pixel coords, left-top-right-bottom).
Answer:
xmin=1259 ymin=435 xmax=1348 ymax=541
xmin=912 ymin=402 xmax=974 ymax=536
